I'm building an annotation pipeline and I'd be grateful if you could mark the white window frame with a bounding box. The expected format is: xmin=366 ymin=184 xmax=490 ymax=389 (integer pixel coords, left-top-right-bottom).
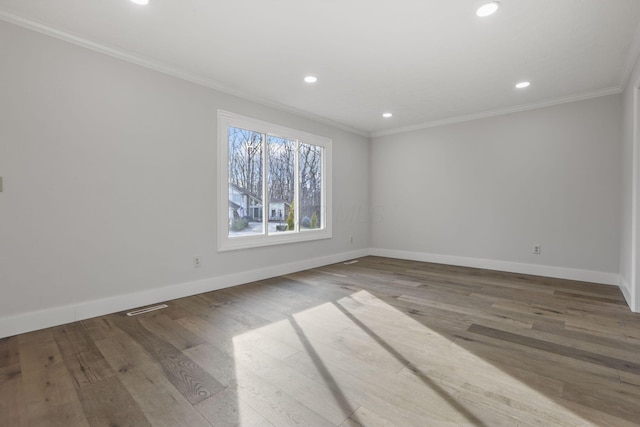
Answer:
xmin=217 ymin=110 xmax=332 ymax=252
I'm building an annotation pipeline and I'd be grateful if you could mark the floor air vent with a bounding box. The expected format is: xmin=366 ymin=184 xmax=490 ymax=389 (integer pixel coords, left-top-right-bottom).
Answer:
xmin=126 ymin=304 xmax=168 ymax=316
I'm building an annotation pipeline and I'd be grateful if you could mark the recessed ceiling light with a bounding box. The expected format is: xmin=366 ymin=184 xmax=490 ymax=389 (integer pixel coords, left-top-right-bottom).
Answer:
xmin=382 ymin=113 xmax=393 ymax=118
xmin=304 ymin=76 xmax=318 ymax=84
xmin=515 ymin=81 xmax=531 ymax=89
xmin=130 ymin=0 xmax=149 ymax=4
xmin=476 ymin=2 xmax=500 ymax=17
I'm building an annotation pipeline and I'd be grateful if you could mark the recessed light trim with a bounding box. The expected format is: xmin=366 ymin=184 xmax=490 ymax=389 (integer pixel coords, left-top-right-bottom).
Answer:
xmin=304 ymin=75 xmax=318 ymax=84
xmin=515 ymin=81 xmax=531 ymax=89
xmin=382 ymin=113 xmax=393 ymax=118
xmin=476 ymin=2 xmax=500 ymax=17
xmin=130 ymin=0 xmax=149 ymax=4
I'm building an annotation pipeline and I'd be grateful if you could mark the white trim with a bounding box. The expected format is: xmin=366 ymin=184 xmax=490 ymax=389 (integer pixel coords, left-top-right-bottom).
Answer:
xmin=370 ymin=248 xmax=620 ymax=286
xmin=217 ymin=110 xmax=332 ymax=252
xmin=619 ymin=276 xmax=636 ymax=312
xmin=0 ymin=249 xmax=370 ymax=339
xmin=0 ymin=10 xmax=368 ymax=138
xmin=2 ymin=246 xmax=633 ymax=339
xmin=0 ymin=9 xmax=630 ymax=142
xmin=632 ymin=82 xmax=640 ymax=311
xmin=371 ymin=87 xmax=622 ymax=138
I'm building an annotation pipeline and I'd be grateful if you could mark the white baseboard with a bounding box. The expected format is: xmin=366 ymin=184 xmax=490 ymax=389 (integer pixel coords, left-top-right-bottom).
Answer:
xmin=618 ymin=275 xmax=636 ymax=312
xmin=0 ymin=248 xmax=370 ymax=339
xmin=370 ymin=248 xmax=620 ymax=286
xmin=0 ymin=246 xmax=629 ymax=339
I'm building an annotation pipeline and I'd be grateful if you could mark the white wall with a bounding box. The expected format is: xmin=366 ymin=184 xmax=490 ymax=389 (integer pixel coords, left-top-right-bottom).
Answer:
xmin=371 ymin=95 xmax=622 ymax=284
xmin=0 ymin=21 xmax=370 ymax=337
xmin=620 ymin=55 xmax=640 ymax=312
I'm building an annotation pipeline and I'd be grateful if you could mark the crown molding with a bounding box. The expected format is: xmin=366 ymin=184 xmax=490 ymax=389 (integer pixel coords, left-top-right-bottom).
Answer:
xmin=0 ymin=10 xmax=369 ymax=138
xmin=370 ymin=87 xmax=623 ymax=139
xmin=0 ymin=8 xmax=633 ymax=141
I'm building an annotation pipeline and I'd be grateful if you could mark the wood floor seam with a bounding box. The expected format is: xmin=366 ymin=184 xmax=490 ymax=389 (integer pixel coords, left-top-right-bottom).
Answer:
xmin=4 ymin=256 xmax=640 ymax=426
xmin=468 ymin=323 xmax=640 ymax=376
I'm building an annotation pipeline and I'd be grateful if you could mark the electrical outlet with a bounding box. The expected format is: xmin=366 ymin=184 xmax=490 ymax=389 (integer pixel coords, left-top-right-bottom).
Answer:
xmin=533 ymin=244 xmax=541 ymax=255
xmin=193 ymin=256 xmax=202 ymax=268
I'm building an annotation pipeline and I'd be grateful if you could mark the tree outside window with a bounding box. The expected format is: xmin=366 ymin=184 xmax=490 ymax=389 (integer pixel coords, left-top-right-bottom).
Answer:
xmin=218 ymin=111 xmax=332 ymax=251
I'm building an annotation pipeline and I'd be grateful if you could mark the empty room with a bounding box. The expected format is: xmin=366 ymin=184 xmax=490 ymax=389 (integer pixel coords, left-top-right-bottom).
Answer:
xmin=2 ymin=0 xmax=640 ymax=425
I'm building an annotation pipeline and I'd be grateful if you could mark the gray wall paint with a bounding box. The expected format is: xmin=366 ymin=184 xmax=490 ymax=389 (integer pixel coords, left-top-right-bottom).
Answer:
xmin=0 ymin=18 xmax=633 ymax=327
xmin=371 ymin=95 xmax=622 ymax=274
xmin=0 ymin=21 xmax=370 ymax=319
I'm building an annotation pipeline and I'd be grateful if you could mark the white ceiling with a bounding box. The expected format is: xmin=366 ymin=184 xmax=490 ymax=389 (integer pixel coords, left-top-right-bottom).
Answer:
xmin=1 ymin=0 xmax=640 ymax=136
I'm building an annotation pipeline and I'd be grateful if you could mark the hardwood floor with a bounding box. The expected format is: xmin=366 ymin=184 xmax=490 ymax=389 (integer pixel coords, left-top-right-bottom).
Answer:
xmin=2 ymin=256 xmax=640 ymax=426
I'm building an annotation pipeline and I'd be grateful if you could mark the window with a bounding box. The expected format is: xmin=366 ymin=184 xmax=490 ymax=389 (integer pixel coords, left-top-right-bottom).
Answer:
xmin=217 ymin=110 xmax=332 ymax=251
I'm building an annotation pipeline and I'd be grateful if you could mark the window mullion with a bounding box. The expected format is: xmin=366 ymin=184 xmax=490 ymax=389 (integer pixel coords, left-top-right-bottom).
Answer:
xmin=294 ymin=139 xmax=300 ymax=232
xmin=262 ymin=133 xmax=268 ymax=236
xmin=218 ymin=110 xmax=331 ymax=252
xmin=321 ymin=146 xmax=326 ymax=229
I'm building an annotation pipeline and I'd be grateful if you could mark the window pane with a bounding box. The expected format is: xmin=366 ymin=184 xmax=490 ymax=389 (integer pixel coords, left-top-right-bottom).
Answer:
xmin=299 ymin=143 xmax=323 ymax=229
xmin=218 ymin=110 xmax=331 ymax=251
xmin=228 ymin=127 xmax=264 ymax=237
xmin=268 ymin=136 xmax=296 ymax=233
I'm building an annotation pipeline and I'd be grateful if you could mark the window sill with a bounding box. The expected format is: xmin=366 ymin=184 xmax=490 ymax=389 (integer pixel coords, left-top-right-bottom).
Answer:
xmin=217 ymin=229 xmax=332 ymax=252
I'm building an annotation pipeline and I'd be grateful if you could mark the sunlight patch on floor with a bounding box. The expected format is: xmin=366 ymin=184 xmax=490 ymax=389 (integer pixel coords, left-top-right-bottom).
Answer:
xmin=230 ymin=290 xmax=593 ymax=426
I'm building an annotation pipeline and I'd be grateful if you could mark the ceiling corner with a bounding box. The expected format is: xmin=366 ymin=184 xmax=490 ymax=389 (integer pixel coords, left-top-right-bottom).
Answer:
xmin=620 ymin=19 xmax=640 ymax=90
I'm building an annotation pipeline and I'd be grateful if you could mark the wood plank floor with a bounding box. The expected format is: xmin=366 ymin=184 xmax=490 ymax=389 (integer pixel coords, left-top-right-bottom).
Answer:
xmin=2 ymin=256 xmax=640 ymax=426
